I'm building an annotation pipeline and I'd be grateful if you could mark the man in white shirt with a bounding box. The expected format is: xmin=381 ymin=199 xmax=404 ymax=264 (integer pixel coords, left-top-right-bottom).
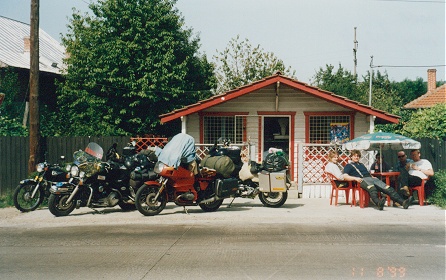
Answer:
xmin=398 ymin=149 xmax=434 ymax=198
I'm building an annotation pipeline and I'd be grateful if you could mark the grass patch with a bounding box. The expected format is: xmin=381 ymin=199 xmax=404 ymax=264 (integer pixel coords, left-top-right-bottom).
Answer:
xmin=0 ymin=193 xmax=14 ymax=208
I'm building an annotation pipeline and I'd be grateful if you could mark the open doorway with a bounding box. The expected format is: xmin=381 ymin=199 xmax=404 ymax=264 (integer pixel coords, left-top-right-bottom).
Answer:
xmin=263 ymin=116 xmax=290 ymax=157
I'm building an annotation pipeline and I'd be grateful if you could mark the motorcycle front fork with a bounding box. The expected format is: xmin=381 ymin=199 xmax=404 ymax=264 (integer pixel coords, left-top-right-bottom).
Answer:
xmin=153 ymin=178 xmax=168 ymax=201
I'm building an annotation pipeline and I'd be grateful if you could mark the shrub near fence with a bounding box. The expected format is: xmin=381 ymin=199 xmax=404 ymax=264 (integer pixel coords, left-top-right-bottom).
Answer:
xmin=0 ymin=136 xmax=167 ymax=196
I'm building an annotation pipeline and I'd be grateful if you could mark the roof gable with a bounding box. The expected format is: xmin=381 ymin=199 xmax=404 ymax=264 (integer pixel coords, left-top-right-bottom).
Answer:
xmin=404 ymin=84 xmax=446 ymax=109
xmin=0 ymin=16 xmax=65 ymax=74
xmin=160 ymin=73 xmax=400 ymax=124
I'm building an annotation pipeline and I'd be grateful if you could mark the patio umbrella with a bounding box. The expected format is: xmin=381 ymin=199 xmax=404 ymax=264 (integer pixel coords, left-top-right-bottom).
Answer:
xmin=342 ymin=131 xmax=421 ymax=172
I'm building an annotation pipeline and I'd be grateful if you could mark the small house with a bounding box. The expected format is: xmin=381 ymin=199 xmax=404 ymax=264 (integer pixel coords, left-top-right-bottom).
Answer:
xmin=160 ymin=73 xmax=399 ymax=197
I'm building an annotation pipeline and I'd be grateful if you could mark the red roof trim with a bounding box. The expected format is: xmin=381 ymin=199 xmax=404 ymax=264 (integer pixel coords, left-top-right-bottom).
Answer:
xmin=160 ymin=74 xmax=399 ymax=124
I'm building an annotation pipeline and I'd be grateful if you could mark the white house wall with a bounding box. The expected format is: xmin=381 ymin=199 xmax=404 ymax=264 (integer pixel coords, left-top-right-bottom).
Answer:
xmin=182 ymin=85 xmax=371 ymax=198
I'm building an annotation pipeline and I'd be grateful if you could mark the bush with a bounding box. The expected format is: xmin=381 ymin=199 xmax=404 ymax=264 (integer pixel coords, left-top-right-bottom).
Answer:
xmin=0 ymin=193 xmax=13 ymax=208
xmin=430 ymin=169 xmax=446 ymax=209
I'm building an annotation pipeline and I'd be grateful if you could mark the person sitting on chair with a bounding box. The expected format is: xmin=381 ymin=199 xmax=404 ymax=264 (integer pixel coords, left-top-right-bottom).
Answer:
xmin=398 ymin=149 xmax=434 ymax=198
xmin=394 ymin=150 xmax=413 ymax=173
xmin=325 ymin=151 xmax=344 ymax=179
xmin=342 ymin=150 xmax=413 ymax=210
xmin=370 ymin=153 xmax=390 ymax=173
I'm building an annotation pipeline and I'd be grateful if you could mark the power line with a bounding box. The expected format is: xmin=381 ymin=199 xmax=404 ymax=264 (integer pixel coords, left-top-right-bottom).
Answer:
xmin=372 ymin=0 xmax=445 ymax=3
xmin=372 ymin=64 xmax=446 ymax=68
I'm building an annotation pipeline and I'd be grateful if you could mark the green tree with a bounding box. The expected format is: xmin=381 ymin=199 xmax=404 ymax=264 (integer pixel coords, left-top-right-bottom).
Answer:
xmin=213 ymin=35 xmax=296 ymax=93
xmin=398 ymin=104 xmax=446 ymax=140
xmin=312 ymin=64 xmax=358 ymax=100
xmin=313 ymin=64 xmax=403 ymax=114
xmin=57 ymin=0 xmax=216 ymax=136
xmin=392 ymin=78 xmax=426 ymax=105
xmin=0 ymin=68 xmax=28 ymax=136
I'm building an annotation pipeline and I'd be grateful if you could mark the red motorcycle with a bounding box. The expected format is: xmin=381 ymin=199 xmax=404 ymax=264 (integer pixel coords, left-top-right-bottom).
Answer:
xmin=134 ymin=133 xmax=289 ymax=216
xmin=135 ymin=161 xmax=235 ymax=216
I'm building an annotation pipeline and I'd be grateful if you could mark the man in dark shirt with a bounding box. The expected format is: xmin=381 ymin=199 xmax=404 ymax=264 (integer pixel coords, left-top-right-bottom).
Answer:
xmin=342 ymin=150 xmax=414 ymax=210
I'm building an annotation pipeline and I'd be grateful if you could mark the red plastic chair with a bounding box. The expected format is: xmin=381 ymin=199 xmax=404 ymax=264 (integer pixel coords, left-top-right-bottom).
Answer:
xmin=356 ymin=184 xmax=391 ymax=208
xmin=409 ymin=178 xmax=429 ymax=206
xmin=327 ymin=173 xmax=356 ymax=207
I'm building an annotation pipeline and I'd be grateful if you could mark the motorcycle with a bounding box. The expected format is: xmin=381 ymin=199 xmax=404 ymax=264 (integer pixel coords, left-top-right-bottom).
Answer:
xmin=48 ymin=142 xmax=157 ymax=216
xmin=134 ymin=134 xmax=289 ymax=216
xmin=135 ymin=133 xmax=228 ymax=216
xmin=207 ymin=138 xmax=290 ymax=208
xmin=13 ymin=156 xmax=68 ymax=212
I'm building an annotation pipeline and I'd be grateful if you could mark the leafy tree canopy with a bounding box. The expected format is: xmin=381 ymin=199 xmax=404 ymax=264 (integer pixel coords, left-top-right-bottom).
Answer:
xmin=213 ymin=35 xmax=296 ymax=93
xmin=57 ymin=0 xmax=216 ymax=136
xmin=397 ymin=104 xmax=446 ymax=140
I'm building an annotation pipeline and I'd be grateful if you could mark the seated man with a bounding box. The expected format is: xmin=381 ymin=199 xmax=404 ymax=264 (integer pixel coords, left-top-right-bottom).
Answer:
xmin=394 ymin=150 xmax=413 ymax=173
xmin=370 ymin=153 xmax=390 ymax=173
xmin=398 ymin=149 xmax=434 ymax=198
xmin=342 ymin=150 xmax=413 ymax=210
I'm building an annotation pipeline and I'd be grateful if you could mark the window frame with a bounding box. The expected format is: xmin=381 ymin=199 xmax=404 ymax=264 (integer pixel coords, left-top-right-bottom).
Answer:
xmin=199 ymin=112 xmax=248 ymax=144
xmin=304 ymin=111 xmax=355 ymax=144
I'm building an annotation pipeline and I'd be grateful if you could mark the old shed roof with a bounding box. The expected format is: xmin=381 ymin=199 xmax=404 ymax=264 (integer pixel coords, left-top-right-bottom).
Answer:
xmin=0 ymin=16 xmax=65 ymax=74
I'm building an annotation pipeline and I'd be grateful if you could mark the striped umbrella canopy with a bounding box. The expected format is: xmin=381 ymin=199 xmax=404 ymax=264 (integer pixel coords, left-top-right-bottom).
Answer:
xmin=343 ymin=132 xmax=421 ymax=151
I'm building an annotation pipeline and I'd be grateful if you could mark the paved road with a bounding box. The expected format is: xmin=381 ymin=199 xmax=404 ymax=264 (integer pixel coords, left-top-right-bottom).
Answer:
xmin=0 ymin=198 xmax=444 ymax=280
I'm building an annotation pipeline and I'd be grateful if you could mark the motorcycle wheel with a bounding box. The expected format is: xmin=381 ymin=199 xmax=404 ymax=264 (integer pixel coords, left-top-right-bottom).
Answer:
xmin=199 ymin=199 xmax=223 ymax=212
xmin=135 ymin=185 xmax=166 ymax=216
xmin=48 ymin=194 xmax=76 ymax=217
xmin=259 ymin=191 xmax=288 ymax=208
xmin=13 ymin=182 xmax=44 ymax=212
xmin=118 ymin=201 xmax=136 ymax=211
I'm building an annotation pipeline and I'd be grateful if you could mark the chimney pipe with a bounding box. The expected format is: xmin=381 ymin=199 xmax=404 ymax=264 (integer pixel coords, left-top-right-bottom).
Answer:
xmin=427 ymin=69 xmax=437 ymax=92
xmin=23 ymin=36 xmax=30 ymax=52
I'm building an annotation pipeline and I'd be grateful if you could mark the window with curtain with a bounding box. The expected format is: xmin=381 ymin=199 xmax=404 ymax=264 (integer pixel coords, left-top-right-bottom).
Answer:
xmin=203 ymin=116 xmax=243 ymax=144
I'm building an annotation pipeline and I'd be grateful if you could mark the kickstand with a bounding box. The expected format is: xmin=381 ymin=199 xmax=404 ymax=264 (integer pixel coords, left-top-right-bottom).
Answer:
xmin=91 ymin=208 xmax=104 ymax=214
xmin=227 ymin=197 xmax=236 ymax=208
xmin=183 ymin=206 xmax=189 ymax=215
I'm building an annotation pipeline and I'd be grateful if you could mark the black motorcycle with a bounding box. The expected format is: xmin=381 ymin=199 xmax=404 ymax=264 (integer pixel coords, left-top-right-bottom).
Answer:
xmin=13 ymin=157 xmax=68 ymax=212
xmin=48 ymin=142 xmax=157 ymax=216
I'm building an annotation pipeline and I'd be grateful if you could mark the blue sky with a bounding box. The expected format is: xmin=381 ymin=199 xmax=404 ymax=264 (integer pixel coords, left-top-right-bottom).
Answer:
xmin=1 ymin=0 xmax=445 ymax=84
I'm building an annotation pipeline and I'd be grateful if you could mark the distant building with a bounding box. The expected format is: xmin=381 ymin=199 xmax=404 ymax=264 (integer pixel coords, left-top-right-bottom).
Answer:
xmin=0 ymin=16 xmax=65 ymax=107
xmin=404 ymin=69 xmax=446 ymax=109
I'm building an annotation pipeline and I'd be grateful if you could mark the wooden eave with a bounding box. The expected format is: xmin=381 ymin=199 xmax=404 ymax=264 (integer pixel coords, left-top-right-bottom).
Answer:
xmin=160 ymin=74 xmax=400 ymax=124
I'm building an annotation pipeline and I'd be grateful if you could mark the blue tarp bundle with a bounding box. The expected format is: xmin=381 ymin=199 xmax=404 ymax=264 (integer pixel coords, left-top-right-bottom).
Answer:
xmin=155 ymin=133 xmax=196 ymax=168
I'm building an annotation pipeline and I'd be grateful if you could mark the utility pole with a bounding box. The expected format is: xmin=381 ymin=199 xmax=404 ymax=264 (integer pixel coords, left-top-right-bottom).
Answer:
xmin=353 ymin=27 xmax=358 ymax=79
xmin=369 ymin=56 xmax=375 ymax=134
xmin=28 ymin=0 xmax=40 ymax=174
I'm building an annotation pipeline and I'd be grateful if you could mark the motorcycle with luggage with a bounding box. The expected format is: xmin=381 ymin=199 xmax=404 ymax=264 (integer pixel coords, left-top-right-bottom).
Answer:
xmin=204 ymin=138 xmax=290 ymax=208
xmin=134 ymin=133 xmax=290 ymax=217
xmin=135 ymin=133 xmax=235 ymax=216
xmin=13 ymin=156 xmax=68 ymax=212
xmin=48 ymin=142 xmax=157 ymax=216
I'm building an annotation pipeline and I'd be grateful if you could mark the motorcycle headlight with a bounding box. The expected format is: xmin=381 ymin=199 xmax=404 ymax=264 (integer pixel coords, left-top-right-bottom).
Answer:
xmin=79 ymin=171 xmax=85 ymax=178
xmin=36 ymin=163 xmax=45 ymax=173
xmin=65 ymin=164 xmax=71 ymax=172
xmin=70 ymin=165 xmax=79 ymax=177
xmin=154 ymin=161 xmax=165 ymax=174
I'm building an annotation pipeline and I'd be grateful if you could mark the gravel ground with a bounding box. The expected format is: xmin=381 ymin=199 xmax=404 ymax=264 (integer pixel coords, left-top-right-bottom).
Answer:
xmin=1 ymin=197 xmax=444 ymax=229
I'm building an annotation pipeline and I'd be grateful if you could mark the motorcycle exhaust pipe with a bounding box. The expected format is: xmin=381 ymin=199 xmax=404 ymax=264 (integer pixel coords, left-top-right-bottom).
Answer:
xmin=199 ymin=195 xmax=221 ymax=204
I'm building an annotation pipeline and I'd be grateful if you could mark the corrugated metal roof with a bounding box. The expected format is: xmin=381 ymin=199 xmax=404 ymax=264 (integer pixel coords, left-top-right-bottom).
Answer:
xmin=404 ymin=84 xmax=446 ymax=109
xmin=0 ymin=16 xmax=65 ymax=74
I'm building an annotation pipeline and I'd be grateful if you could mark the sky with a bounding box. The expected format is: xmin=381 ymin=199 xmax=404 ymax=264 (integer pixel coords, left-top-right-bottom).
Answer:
xmin=1 ymin=0 xmax=445 ymax=84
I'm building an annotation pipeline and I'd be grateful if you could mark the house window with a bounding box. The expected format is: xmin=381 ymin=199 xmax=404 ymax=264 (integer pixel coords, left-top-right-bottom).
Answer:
xmin=203 ymin=116 xmax=243 ymax=144
xmin=308 ymin=114 xmax=352 ymax=144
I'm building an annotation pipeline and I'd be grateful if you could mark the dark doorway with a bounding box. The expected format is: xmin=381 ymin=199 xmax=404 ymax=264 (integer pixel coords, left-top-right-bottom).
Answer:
xmin=263 ymin=116 xmax=289 ymax=157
